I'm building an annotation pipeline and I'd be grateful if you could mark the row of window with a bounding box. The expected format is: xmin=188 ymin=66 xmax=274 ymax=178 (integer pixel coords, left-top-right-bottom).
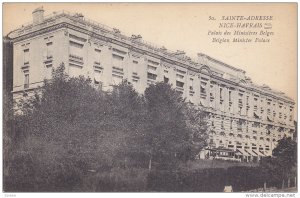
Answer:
xmin=19 ymin=40 xmax=294 ymax=121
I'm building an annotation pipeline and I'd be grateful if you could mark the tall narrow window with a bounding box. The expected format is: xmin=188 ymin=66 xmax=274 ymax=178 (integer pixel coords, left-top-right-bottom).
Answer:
xmin=164 ymin=76 xmax=169 ymax=83
xmin=190 ymin=78 xmax=194 ymax=91
xmin=24 ymin=49 xmax=29 ymax=65
xmin=24 ymin=73 xmax=29 ymax=89
xmin=229 ymin=90 xmax=232 ymax=102
xmin=46 ymin=42 xmax=53 ymax=59
xmin=112 ymin=54 xmax=124 ymax=68
xmin=70 ymin=41 xmax=83 ymax=59
xmin=69 ymin=41 xmax=83 ymax=56
xmin=94 ymin=49 xmax=101 ymax=64
xmin=69 ymin=41 xmax=84 ymax=67
xmin=200 ymin=82 xmax=207 ymax=98
xmin=220 ymin=88 xmax=223 ymax=100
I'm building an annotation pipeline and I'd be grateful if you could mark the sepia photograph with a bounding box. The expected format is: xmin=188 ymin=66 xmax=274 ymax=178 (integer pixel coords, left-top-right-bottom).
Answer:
xmin=2 ymin=2 xmax=298 ymax=194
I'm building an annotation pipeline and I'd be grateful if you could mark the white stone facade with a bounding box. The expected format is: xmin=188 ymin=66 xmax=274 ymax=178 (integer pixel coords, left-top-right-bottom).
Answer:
xmin=8 ymin=9 xmax=295 ymax=160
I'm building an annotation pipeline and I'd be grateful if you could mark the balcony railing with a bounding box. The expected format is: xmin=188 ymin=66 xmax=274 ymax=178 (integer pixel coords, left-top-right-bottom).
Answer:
xmin=176 ymin=86 xmax=184 ymax=91
xmin=69 ymin=54 xmax=84 ymax=65
xmin=21 ymin=62 xmax=30 ymax=69
xmin=69 ymin=54 xmax=83 ymax=60
xmin=44 ymin=55 xmax=53 ymax=63
xmin=94 ymin=61 xmax=101 ymax=65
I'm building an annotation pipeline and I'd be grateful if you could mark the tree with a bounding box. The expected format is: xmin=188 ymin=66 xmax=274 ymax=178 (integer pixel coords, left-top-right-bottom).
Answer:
xmin=259 ymin=136 xmax=297 ymax=187
xmin=272 ymin=137 xmax=297 ymax=179
xmin=107 ymin=80 xmax=148 ymax=168
xmin=10 ymin=64 xmax=147 ymax=191
xmin=184 ymin=104 xmax=209 ymax=158
xmin=7 ymin=64 xmax=209 ymax=191
xmin=143 ymin=82 xmax=208 ymax=170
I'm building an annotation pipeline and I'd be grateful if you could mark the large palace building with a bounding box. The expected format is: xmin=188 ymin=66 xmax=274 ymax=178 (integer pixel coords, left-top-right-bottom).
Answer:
xmin=7 ymin=8 xmax=295 ymax=162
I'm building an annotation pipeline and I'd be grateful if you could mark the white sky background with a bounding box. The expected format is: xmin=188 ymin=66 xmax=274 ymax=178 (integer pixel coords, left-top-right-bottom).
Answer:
xmin=3 ymin=3 xmax=297 ymax=119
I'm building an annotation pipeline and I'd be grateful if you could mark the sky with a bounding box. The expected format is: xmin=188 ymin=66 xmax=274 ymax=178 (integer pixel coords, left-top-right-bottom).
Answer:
xmin=3 ymin=3 xmax=297 ymax=118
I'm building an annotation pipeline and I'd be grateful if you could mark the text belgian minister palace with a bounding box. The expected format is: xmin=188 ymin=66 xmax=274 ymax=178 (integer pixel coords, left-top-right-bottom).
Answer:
xmin=6 ymin=7 xmax=296 ymax=162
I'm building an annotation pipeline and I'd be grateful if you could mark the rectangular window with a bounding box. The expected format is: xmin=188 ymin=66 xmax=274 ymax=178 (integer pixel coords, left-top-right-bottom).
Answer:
xmin=69 ymin=41 xmax=84 ymax=65
xmin=147 ymin=72 xmax=157 ymax=80
xmin=24 ymin=73 xmax=29 ymax=89
xmin=164 ymin=76 xmax=169 ymax=83
xmin=229 ymin=91 xmax=232 ymax=102
xmin=254 ymin=105 xmax=258 ymax=111
xmin=176 ymin=74 xmax=184 ymax=79
xmin=112 ymin=54 xmax=124 ymax=61
xmin=69 ymin=41 xmax=83 ymax=55
xmin=220 ymin=88 xmax=223 ymax=101
xmin=24 ymin=49 xmax=29 ymax=64
xmin=112 ymin=54 xmax=124 ymax=67
xmin=132 ymin=72 xmax=140 ymax=83
xmin=189 ymin=78 xmax=194 ymax=91
xmin=94 ymin=49 xmax=101 ymax=63
xmin=147 ymin=65 xmax=157 ymax=71
xmin=201 ymin=86 xmax=206 ymax=93
xmin=176 ymin=81 xmax=184 ymax=88
xmin=46 ymin=42 xmax=53 ymax=59
xmin=201 ymin=82 xmax=207 ymax=94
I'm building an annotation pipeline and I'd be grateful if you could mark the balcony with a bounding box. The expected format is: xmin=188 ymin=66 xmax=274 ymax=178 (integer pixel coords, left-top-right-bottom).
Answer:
xmin=69 ymin=54 xmax=84 ymax=65
xmin=93 ymin=61 xmax=103 ymax=72
xmin=94 ymin=61 xmax=101 ymax=66
xmin=176 ymin=86 xmax=184 ymax=92
xmin=200 ymin=93 xmax=207 ymax=98
xmin=44 ymin=55 xmax=53 ymax=64
xmin=21 ymin=61 xmax=30 ymax=70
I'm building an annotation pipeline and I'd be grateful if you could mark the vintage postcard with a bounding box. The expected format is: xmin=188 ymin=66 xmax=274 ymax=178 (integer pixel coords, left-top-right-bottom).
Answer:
xmin=2 ymin=2 xmax=297 ymax=195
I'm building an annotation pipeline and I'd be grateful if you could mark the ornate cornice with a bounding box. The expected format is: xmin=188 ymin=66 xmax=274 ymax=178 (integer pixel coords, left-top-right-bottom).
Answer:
xmin=11 ymin=23 xmax=67 ymax=43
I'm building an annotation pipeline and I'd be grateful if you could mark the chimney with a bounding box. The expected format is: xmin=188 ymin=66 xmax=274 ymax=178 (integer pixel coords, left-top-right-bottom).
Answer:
xmin=32 ymin=6 xmax=44 ymax=24
xmin=131 ymin=34 xmax=142 ymax=42
xmin=74 ymin=13 xmax=84 ymax=20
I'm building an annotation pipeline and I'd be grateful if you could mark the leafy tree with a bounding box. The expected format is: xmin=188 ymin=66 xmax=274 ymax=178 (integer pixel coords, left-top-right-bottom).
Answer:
xmin=184 ymin=104 xmax=209 ymax=158
xmin=7 ymin=64 xmax=209 ymax=191
xmin=259 ymin=136 xmax=297 ymax=186
xmin=272 ymin=137 xmax=297 ymax=167
xmin=107 ymin=80 xmax=148 ymax=168
xmin=272 ymin=137 xmax=297 ymax=179
xmin=143 ymin=82 xmax=208 ymax=170
xmin=9 ymin=64 xmax=145 ymax=191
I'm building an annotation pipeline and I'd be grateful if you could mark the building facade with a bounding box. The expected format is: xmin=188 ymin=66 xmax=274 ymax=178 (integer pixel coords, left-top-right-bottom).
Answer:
xmin=8 ymin=8 xmax=295 ymax=161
